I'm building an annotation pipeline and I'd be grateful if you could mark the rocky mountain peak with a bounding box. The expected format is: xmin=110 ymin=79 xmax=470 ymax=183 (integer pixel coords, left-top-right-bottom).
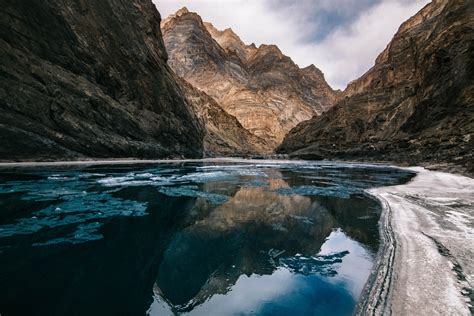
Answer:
xmin=162 ymin=7 xmax=338 ymax=149
xmin=302 ymin=64 xmax=323 ymax=76
xmin=161 ymin=6 xmax=203 ymax=30
xmin=202 ymin=21 xmax=219 ymax=36
xmin=203 ymin=22 xmax=255 ymax=62
xmin=223 ymin=27 xmax=238 ymax=38
xmin=256 ymin=44 xmax=283 ymax=56
xmin=175 ymin=6 xmax=189 ymax=16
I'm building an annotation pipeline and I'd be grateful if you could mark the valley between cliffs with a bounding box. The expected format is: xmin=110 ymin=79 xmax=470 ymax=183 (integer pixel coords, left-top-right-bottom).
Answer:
xmin=161 ymin=7 xmax=338 ymax=149
xmin=0 ymin=0 xmax=473 ymax=314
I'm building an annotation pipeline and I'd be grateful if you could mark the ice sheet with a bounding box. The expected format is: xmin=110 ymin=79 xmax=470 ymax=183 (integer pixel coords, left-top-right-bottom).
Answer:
xmin=360 ymin=168 xmax=474 ymax=315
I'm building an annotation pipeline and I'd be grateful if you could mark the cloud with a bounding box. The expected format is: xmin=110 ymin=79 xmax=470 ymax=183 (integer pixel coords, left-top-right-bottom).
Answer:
xmin=155 ymin=0 xmax=430 ymax=90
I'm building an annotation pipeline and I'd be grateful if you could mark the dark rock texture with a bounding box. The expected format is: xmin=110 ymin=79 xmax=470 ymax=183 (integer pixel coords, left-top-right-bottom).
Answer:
xmin=161 ymin=8 xmax=338 ymax=149
xmin=0 ymin=0 xmax=204 ymax=161
xmin=278 ymin=0 xmax=474 ymax=174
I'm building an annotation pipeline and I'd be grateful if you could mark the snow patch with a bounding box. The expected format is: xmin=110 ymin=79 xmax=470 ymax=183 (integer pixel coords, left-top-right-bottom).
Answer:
xmin=362 ymin=168 xmax=474 ymax=315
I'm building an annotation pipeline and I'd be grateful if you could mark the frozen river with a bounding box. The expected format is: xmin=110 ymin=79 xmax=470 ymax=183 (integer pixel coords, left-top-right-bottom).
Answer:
xmin=0 ymin=160 xmax=415 ymax=315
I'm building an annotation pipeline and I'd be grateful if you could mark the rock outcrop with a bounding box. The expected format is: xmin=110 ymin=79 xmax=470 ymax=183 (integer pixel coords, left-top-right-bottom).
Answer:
xmin=0 ymin=0 xmax=204 ymax=161
xmin=178 ymin=78 xmax=271 ymax=156
xmin=161 ymin=8 xmax=338 ymax=149
xmin=278 ymin=0 xmax=473 ymax=174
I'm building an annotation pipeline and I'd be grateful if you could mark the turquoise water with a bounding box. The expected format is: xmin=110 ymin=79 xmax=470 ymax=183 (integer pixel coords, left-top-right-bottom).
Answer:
xmin=0 ymin=160 xmax=414 ymax=315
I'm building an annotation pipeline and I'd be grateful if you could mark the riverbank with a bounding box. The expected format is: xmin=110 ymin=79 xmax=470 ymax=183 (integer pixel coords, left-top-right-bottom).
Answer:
xmin=1 ymin=157 xmax=470 ymax=178
xmin=0 ymin=159 xmax=410 ymax=315
xmin=358 ymin=167 xmax=474 ymax=315
xmin=1 ymin=159 xmax=472 ymax=314
xmin=0 ymin=157 xmax=398 ymax=168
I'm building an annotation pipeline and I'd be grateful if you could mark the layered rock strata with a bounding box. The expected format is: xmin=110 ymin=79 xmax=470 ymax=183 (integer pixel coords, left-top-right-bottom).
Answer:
xmin=278 ymin=0 xmax=473 ymax=174
xmin=161 ymin=7 xmax=338 ymax=149
xmin=178 ymin=78 xmax=271 ymax=156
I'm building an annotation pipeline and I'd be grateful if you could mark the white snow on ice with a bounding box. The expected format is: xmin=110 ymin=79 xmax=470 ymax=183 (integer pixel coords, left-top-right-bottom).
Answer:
xmin=367 ymin=167 xmax=474 ymax=315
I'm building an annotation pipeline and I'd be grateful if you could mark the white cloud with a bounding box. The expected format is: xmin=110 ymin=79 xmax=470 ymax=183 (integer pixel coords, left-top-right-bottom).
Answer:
xmin=303 ymin=0 xmax=431 ymax=88
xmin=155 ymin=0 xmax=430 ymax=90
xmin=156 ymin=0 xmax=298 ymax=46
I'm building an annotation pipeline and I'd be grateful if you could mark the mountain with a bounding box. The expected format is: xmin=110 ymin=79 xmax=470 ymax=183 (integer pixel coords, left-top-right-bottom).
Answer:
xmin=161 ymin=7 xmax=338 ymax=149
xmin=178 ymin=77 xmax=271 ymax=156
xmin=278 ymin=0 xmax=473 ymax=174
xmin=0 ymin=0 xmax=204 ymax=161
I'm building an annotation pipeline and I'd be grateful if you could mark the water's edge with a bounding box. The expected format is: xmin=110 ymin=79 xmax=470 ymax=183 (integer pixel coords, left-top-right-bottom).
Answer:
xmin=0 ymin=158 xmax=420 ymax=315
xmin=355 ymin=191 xmax=400 ymax=315
xmin=356 ymin=168 xmax=474 ymax=315
xmin=0 ymin=157 xmax=410 ymax=169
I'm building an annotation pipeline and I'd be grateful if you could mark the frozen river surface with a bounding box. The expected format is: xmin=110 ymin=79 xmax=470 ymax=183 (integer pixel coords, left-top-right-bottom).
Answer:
xmin=0 ymin=160 xmax=415 ymax=315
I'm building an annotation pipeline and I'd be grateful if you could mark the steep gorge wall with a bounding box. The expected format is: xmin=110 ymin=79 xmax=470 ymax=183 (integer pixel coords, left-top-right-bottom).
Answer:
xmin=278 ymin=0 xmax=474 ymax=173
xmin=0 ymin=0 xmax=204 ymax=161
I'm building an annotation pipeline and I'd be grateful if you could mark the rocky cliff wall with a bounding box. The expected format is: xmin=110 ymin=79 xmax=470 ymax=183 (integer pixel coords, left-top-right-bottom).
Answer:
xmin=0 ymin=0 xmax=204 ymax=161
xmin=278 ymin=0 xmax=473 ymax=174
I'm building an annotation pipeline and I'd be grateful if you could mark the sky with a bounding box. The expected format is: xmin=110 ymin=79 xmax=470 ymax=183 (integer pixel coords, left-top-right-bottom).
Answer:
xmin=155 ymin=0 xmax=430 ymax=90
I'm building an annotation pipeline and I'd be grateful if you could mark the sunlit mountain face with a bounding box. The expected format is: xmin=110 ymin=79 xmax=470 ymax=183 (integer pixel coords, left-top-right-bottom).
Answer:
xmin=160 ymin=7 xmax=338 ymax=150
xmin=0 ymin=161 xmax=414 ymax=315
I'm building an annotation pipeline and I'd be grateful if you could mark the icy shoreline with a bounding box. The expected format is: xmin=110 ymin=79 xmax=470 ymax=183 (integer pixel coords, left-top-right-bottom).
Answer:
xmin=357 ymin=167 xmax=474 ymax=315
xmin=1 ymin=159 xmax=472 ymax=313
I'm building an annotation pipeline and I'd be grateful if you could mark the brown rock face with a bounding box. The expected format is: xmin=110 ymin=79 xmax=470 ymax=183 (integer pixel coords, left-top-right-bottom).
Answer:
xmin=0 ymin=0 xmax=204 ymax=161
xmin=161 ymin=8 xmax=338 ymax=149
xmin=278 ymin=0 xmax=474 ymax=174
xmin=178 ymin=78 xmax=271 ymax=156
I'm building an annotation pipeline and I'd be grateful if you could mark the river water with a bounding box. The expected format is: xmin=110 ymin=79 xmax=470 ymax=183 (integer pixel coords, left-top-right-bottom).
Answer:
xmin=0 ymin=160 xmax=414 ymax=315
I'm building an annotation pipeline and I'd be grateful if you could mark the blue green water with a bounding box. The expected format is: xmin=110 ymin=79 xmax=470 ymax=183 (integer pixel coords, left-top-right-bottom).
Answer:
xmin=0 ymin=160 xmax=414 ymax=315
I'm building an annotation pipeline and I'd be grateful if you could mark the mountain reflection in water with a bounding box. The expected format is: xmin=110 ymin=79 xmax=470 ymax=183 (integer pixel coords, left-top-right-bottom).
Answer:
xmin=0 ymin=161 xmax=414 ymax=316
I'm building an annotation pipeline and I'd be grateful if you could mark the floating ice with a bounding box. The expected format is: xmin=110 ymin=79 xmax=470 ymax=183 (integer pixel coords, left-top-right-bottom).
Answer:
xmin=0 ymin=161 xmax=414 ymax=249
xmin=32 ymin=222 xmax=103 ymax=246
xmin=273 ymin=185 xmax=359 ymax=199
xmin=158 ymin=186 xmax=228 ymax=204
xmin=97 ymin=174 xmax=172 ymax=187
xmin=0 ymin=172 xmax=148 ymax=243
xmin=178 ymin=171 xmax=231 ymax=182
xmin=0 ymin=192 xmax=147 ymax=239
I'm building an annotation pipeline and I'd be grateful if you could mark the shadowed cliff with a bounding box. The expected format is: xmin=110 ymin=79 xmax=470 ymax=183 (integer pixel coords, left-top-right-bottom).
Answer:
xmin=0 ymin=0 xmax=204 ymax=161
xmin=278 ymin=0 xmax=473 ymax=174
